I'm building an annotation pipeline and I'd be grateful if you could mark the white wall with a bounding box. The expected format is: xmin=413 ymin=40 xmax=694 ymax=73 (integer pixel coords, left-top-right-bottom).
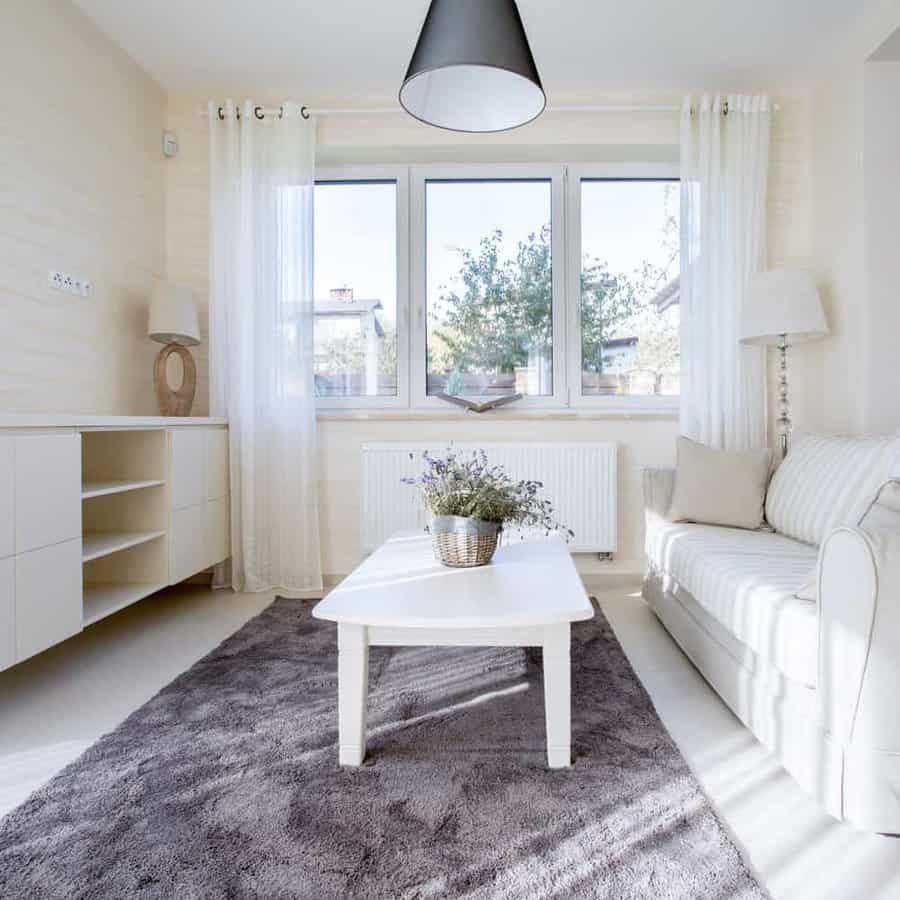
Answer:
xmin=862 ymin=61 xmax=900 ymax=433
xmin=165 ymin=93 xmax=813 ymax=578
xmin=809 ymin=66 xmax=867 ymax=435
xmin=807 ymin=5 xmax=900 ymax=436
xmin=0 ymin=0 xmax=167 ymax=414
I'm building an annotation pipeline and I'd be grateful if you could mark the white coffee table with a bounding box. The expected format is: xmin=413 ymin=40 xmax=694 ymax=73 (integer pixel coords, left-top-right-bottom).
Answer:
xmin=312 ymin=531 xmax=594 ymax=768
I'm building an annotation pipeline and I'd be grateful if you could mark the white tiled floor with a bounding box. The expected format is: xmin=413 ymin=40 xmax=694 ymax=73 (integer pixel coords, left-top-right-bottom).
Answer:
xmin=0 ymin=585 xmax=273 ymax=817
xmin=1 ymin=580 xmax=898 ymax=898
xmin=597 ymin=584 xmax=900 ymax=900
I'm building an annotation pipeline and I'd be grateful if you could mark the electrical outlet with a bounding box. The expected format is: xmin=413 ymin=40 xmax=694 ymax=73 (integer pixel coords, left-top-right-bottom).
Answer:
xmin=48 ymin=269 xmax=92 ymax=297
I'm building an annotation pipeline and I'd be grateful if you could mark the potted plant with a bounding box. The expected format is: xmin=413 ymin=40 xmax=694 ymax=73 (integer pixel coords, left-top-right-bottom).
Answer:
xmin=403 ymin=449 xmax=573 ymax=568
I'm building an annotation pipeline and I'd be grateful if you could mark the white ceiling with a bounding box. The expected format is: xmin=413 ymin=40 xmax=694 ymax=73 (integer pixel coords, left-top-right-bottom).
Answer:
xmin=74 ymin=0 xmax=873 ymax=102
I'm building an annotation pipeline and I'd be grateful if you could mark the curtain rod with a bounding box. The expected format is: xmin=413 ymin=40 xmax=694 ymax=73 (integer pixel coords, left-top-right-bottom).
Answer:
xmin=198 ymin=101 xmax=779 ymax=120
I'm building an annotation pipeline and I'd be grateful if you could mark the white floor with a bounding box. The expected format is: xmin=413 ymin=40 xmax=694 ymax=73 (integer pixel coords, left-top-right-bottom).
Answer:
xmin=0 ymin=585 xmax=273 ymax=817
xmin=1 ymin=581 xmax=898 ymax=898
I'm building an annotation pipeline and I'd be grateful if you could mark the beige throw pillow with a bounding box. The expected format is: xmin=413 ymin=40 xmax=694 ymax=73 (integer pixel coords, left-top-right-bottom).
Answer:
xmin=668 ymin=437 xmax=773 ymax=531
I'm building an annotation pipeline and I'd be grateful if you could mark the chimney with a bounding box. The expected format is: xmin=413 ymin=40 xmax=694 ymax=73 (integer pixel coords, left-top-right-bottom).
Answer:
xmin=329 ymin=287 xmax=354 ymax=302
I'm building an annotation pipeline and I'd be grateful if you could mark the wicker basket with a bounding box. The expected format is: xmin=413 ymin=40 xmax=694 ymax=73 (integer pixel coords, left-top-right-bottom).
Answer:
xmin=430 ymin=516 xmax=501 ymax=568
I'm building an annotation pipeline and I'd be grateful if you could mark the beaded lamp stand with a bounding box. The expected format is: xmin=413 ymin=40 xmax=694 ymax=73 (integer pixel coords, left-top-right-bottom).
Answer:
xmin=776 ymin=333 xmax=791 ymax=459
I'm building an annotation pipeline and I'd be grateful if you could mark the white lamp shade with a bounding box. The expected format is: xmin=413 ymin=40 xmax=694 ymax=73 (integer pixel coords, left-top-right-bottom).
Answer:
xmin=741 ymin=269 xmax=828 ymax=346
xmin=148 ymin=281 xmax=200 ymax=346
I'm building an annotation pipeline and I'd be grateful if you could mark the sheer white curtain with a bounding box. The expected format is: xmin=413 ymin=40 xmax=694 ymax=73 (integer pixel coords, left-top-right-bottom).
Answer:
xmin=208 ymin=100 xmax=322 ymax=595
xmin=680 ymin=94 xmax=771 ymax=450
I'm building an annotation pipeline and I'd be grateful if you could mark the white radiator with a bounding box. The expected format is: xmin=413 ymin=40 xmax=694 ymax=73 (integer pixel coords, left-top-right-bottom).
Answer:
xmin=361 ymin=442 xmax=617 ymax=554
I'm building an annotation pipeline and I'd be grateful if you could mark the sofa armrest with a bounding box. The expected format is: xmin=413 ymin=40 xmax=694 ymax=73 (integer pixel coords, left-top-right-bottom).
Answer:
xmin=818 ymin=526 xmax=900 ymax=750
xmin=643 ymin=468 xmax=675 ymax=519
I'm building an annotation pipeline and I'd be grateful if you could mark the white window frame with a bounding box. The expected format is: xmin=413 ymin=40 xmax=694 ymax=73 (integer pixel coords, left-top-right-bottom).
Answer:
xmin=313 ymin=162 xmax=681 ymax=414
xmin=409 ymin=164 xmax=568 ymax=410
xmin=565 ymin=163 xmax=681 ymax=413
xmin=313 ymin=166 xmax=410 ymax=409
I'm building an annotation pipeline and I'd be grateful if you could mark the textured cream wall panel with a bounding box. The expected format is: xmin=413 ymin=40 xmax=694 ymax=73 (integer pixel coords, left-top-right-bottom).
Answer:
xmin=316 ymin=100 xmax=681 ymax=149
xmin=164 ymin=101 xmax=211 ymax=415
xmin=810 ymin=67 xmax=867 ymax=436
xmin=862 ymin=62 xmax=900 ymax=434
xmin=165 ymin=92 xmax=812 ymax=573
xmin=765 ymin=96 xmax=822 ymax=438
xmin=805 ymin=4 xmax=900 ymax=438
xmin=0 ymin=0 xmax=166 ymax=414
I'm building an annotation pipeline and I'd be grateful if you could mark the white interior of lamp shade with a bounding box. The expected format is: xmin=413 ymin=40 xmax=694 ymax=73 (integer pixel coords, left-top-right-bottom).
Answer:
xmin=400 ymin=64 xmax=545 ymax=132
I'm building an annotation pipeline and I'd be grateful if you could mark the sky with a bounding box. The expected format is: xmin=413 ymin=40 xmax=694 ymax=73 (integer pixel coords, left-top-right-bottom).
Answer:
xmin=313 ymin=178 xmax=679 ymax=329
xmin=314 ymin=181 xmax=397 ymax=319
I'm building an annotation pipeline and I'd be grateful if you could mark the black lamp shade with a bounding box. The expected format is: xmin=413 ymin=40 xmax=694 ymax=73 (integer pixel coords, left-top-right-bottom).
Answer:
xmin=400 ymin=0 xmax=546 ymax=133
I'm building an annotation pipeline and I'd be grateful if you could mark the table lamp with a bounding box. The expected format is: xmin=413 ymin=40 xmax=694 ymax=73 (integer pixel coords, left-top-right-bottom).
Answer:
xmin=148 ymin=281 xmax=200 ymax=416
xmin=741 ymin=269 xmax=828 ymax=457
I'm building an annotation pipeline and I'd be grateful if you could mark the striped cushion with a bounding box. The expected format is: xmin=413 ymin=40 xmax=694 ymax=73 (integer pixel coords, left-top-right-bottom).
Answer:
xmin=766 ymin=434 xmax=900 ymax=546
xmin=646 ymin=519 xmax=818 ymax=685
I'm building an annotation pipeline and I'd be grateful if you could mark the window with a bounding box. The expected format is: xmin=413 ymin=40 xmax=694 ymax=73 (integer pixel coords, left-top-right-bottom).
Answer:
xmin=577 ymin=179 xmax=680 ymax=399
xmin=313 ymin=178 xmax=402 ymax=401
xmin=313 ymin=164 xmax=678 ymax=412
xmin=424 ymin=179 xmax=554 ymax=398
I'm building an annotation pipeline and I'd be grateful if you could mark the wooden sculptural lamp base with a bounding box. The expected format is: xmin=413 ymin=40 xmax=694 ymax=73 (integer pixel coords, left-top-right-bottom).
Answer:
xmin=154 ymin=343 xmax=197 ymax=416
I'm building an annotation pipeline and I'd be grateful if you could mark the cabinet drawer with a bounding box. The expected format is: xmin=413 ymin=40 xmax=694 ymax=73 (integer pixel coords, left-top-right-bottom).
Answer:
xmin=15 ymin=539 xmax=82 ymax=662
xmin=206 ymin=430 xmax=229 ymax=501
xmin=205 ymin=497 xmax=230 ymax=568
xmin=170 ymin=430 xmax=206 ymax=511
xmin=15 ymin=434 xmax=81 ymax=553
xmin=0 ymin=557 xmax=13 ymax=671
xmin=0 ymin=438 xmax=13 ymax=559
xmin=170 ymin=503 xmax=207 ymax=584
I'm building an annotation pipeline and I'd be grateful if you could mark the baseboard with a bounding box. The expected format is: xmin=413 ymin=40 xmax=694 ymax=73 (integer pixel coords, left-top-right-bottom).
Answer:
xmin=573 ymin=556 xmax=646 ymax=577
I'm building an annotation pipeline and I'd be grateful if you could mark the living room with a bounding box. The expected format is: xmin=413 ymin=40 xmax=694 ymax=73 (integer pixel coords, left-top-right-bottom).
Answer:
xmin=1 ymin=1 xmax=899 ymax=897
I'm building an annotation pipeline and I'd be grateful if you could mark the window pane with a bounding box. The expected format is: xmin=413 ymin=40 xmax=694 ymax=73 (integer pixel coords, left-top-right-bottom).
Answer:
xmin=580 ymin=180 xmax=680 ymax=397
xmin=426 ymin=179 xmax=553 ymax=397
xmin=313 ymin=181 xmax=397 ymax=397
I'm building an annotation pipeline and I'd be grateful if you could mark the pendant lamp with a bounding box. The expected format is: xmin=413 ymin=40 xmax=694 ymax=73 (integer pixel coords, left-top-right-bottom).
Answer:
xmin=399 ymin=0 xmax=546 ymax=133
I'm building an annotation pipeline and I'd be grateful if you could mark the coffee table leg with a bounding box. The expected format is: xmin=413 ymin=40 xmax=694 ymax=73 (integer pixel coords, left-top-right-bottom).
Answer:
xmin=543 ymin=623 xmax=571 ymax=768
xmin=338 ymin=623 xmax=368 ymax=766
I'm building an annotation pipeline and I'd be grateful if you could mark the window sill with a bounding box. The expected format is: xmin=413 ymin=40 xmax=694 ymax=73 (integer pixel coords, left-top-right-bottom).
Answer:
xmin=316 ymin=406 xmax=679 ymax=422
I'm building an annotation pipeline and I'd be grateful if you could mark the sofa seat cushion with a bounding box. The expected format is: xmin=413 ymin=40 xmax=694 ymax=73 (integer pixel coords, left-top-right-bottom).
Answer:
xmin=647 ymin=519 xmax=819 ymax=687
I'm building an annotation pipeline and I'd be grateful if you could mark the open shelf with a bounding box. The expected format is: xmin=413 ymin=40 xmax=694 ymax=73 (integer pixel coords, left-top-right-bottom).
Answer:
xmin=82 ymin=530 xmax=165 ymax=563
xmin=83 ymin=582 xmax=167 ymax=626
xmin=80 ymin=429 xmax=170 ymax=609
xmin=82 ymin=479 xmax=164 ymax=500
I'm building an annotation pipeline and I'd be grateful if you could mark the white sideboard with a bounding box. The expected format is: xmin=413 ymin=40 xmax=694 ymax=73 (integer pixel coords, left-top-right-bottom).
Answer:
xmin=0 ymin=416 xmax=229 ymax=672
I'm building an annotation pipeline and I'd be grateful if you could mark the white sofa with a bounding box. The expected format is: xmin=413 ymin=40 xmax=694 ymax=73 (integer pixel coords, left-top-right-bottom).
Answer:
xmin=642 ymin=434 xmax=900 ymax=834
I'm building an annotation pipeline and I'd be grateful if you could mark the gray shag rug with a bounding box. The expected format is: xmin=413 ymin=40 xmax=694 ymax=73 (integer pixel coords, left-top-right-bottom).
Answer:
xmin=0 ymin=597 xmax=767 ymax=900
